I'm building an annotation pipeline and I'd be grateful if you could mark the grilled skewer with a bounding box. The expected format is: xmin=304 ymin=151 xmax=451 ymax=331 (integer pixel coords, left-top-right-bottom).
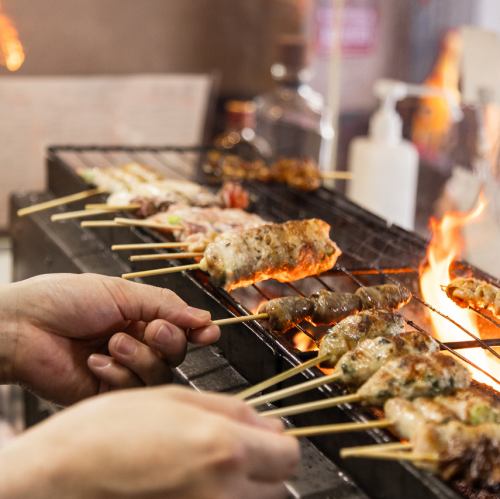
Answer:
xmin=247 ymin=330 xmax=439 ymax=407
xmin=262 ymin=353 xmax=472 ymax=418
xmin=123 ymin=219 xmax=342 ymax=291
xmin=237 ymin=309 xmax=406 ymax=400
xmin=258 ymin=284 xmax=411 ymax=333
xmin=446 ymin=277 xmax=500 ymax=319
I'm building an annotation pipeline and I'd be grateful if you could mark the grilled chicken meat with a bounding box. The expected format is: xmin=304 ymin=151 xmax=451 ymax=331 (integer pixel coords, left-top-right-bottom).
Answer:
xmin=318 ymin=310 xmax=405 ymax=368
xmin=356 ymin=284 xmax=412 ymax=311
xmin=446 ymin=277 xmax=500 ymax=318
xmin=148 ymin=205 xmax=266 ymax=252
xmin=259 ymin=284 xmax=411 ymax=333
xmin=336 ymin=331 xmax=439 ymax=386
xmin=200 ymin=219 xmax=341 ymax=291
xmin=384 ymin=389 xmax=500 ymax=442
xmin=357 ymin=353 xmax=471 ymax=406
xmin=412 ymin=421 xmax=500 ymax=488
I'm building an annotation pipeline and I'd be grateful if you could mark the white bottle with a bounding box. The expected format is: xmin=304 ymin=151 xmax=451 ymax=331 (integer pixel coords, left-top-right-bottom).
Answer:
xmin=347 ymin=80 xmax=419 ymax=230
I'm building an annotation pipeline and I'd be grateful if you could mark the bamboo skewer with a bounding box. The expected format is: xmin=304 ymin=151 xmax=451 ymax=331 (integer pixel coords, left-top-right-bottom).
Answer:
xmin=341 ymin=449 xmax=439 ymax=463
xmin=51 ymin=209 xmax=111 ymax=222
xmin=85 ymin=203 xmax=140 ymax=211
xmin=261 ymin=393 xmax=361 ymax=418
xmin=17 ymin=188 xmax=105 ymax=217
xmin=114 ymin=217 xmax=180 ymax=231
xmin=81 ymin=220 xmax=122 ymax=228
xmin=284 ymin=419 xmax=390 ymax=437
xmin=320 ymin=171 xmax=353 ymax=181
xmin=122 ymin=263 xmax=202 ymax=280
xmin=130 ymin=252 xmax=203 ymax=262
xmin=211 ymin=313 xmax=269 ymax=327
xmin=112 ymin=242 xmax=191 ymax=251
xmin=339 ymin=442 xmax=412 ymax=455
xmin=235 ymin=353 xmax=331 ymax=401
xmin=246 ymin=371 xmax=342 ymax=407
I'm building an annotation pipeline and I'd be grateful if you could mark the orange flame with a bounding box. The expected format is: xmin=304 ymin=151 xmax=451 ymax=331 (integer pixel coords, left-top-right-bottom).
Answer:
xmin=292 ymin=331 xmax=317 ymax=352
xmin=419 ymin=193 xmax=499 ymax=390
xmin=0 ymin=2 xmax=25 ymax=72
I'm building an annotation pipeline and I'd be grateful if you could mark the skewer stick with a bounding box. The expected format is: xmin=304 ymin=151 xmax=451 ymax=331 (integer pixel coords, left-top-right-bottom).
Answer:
xmin=339 ymin=442 xmax=412 ymax=455
xmin=17 ymin=188 xmax=105 ymax=217
xmin=284 ymin=419 xmax=390 ymax=437
xmin=320 ymin=171 xmax=353 ymax=180
xmin=246 ymin=371 xmax=341 ymax=407
xmin=340 ymin=449 xmax=439 ymax=463
xmin=85 ymin=204 xmax=140 ymax=211
xmin=211 ymin=313 xmax=269 ymax=327
xmin=130 ymin=252 xmax=203 ymax=262
xmin=261 ymin=393 xmax=361 ymax=418
xmin=235 ymin=353 xmax=331 ymax=401
xmin=122 ymin=263 xmax=202 ymax=280
xmin=112 ymin=242 xmax=191 ymax=251
xmin=51 ymin=209 xmax=111 ymax=222
xmin=81 ymin=220 xmax=121 ymax=228
xmin=114 ymin=217 xmax=180 ymax=231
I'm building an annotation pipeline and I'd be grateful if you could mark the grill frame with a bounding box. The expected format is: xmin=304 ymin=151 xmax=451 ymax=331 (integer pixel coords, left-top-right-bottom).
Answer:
xmin=44 ymin=144 xmax=500 ymax=499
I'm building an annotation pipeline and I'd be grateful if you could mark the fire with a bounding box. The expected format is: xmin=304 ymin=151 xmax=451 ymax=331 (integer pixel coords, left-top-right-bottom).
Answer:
xmin=293 ymin=331 xmax=317 ymax=352
xmin=419 ymin=192 xmax=499 ymax=390
xmin=0 ymin=2 xmax=25 ymax=72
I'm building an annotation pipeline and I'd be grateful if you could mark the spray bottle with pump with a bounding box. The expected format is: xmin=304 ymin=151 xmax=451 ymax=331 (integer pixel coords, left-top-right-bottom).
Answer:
xmin=347 ymin=79 xmax=461 ymax=230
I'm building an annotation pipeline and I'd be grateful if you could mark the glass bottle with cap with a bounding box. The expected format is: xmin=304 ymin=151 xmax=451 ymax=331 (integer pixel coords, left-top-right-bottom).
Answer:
xmin=255 ymin=36 xmax=333 ymax=167
xmin=214 ymin=100 xmax=271 ymax=161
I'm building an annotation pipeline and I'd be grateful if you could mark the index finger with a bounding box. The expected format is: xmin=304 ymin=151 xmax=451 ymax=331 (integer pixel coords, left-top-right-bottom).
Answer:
xmin=101 ymin=276 xmax=212 ymax=329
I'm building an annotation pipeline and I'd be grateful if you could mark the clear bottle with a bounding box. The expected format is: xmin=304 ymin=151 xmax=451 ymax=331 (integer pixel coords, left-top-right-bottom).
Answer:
xmin=214 ymin=100 xmax=271 ymax=161
xmin=256 ymin=36 xmax=333 ymax=167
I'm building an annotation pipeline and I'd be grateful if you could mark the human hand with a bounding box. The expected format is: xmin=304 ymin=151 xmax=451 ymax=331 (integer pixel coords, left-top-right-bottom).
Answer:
xmin=0 ymin=386 xmax=299 ymax=499
xmin=0 ymin=273 xmax=219 ymax=404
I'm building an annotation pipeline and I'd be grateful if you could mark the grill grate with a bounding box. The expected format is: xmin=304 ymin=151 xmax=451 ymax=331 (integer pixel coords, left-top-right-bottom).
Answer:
xmin=49 ymin=145 xmax=500 ymax=390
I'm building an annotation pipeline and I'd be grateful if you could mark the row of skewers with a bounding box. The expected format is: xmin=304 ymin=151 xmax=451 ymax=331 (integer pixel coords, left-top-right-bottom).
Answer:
xmin=18 ymin=161 xmax=500 ymax=490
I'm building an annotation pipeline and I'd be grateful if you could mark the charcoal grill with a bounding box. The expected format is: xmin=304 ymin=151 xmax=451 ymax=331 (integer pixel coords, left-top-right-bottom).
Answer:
xmin=13 ymin=145 xmax=500 ymax=499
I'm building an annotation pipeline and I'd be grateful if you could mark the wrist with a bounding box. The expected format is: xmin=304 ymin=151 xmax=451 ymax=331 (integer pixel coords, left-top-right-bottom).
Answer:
xmin=0 ymin=283 xmax=21 ymax=384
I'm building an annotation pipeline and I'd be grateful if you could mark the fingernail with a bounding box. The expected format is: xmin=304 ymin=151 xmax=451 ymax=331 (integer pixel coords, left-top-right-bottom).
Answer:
xmin=153 ymin=324 xmax=173 ymax=346
xmin=88 ymin=354 xmax=111 ymax=369
xmin=186 ymin=306 xmax=211 ymax=322
xmin=115 ymin=335 xmax=137 ymax=356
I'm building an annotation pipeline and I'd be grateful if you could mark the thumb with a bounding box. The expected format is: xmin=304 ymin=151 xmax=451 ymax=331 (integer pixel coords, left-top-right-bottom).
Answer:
xmin=98 ymin=275 xmax=212 ymax=329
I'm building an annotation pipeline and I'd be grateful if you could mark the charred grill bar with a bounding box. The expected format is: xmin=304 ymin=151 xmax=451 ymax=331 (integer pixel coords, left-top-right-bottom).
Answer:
xmin=12 ymin=145 xmax=500 ymax=499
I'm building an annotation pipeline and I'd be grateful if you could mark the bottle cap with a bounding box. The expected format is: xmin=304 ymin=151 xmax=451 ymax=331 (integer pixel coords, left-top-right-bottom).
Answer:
xmin=276 ymin=35 xmax=309 ymax=70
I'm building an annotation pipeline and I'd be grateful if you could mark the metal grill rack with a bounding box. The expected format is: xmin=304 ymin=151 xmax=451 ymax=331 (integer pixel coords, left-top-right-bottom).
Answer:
xmin=45 ymin=145 xmax=500 ymax=499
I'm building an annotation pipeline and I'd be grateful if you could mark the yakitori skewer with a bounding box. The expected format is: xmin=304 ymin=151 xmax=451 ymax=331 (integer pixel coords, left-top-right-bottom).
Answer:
xmin=258 ymin=284 xmax=411 ymax=333
xmin=246 ymin=330 xmax=439 ymax=407
xmin=211 ymin=313 xmax=270 ymax=327
xmin=130 ymin=252 xmax=204 ymax=262
xmin=261 ymin=353 xmax=471 ymax=418
xmin=280 ymin=387 xmax=499 ymax=440
xmin=114 ymin=217 xmax=180 ymax=231
xmin=342 ymin=421 xmax=500 ymax=488
xmin=446 ymin=277 xmax=500 ymax=319
xmin=238 ymin=309 xmax=406 ymax=401
xmin=122 ymin=219 xmax=341 ymax=291
xmin=17 ymin=188 xmax=105 ymax=217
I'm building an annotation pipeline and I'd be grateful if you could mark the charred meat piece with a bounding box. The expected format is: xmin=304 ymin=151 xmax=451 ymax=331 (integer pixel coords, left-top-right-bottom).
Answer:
xmin=446 ymin=277 xmax=500 ymax=318
xmin=336 ymin=331 xmax=439 ymax=386
xmin=309 ymin=291 xmax=362 ymax=326
xmin=261 ymin=296 xmax=314 ymax=333
xmin=412 ymin=421 xmax=500 ymax=489
xmin=356 ymin=284 xmax=412 ymax=311
xmin=357 ymin=353 xmax=471 ymax=406
xmin=200 ymin=219 xmax=341 ymax=291
xmin=318 ymin=310 xmax=405 ymax=368
xmin=259 ymin=284 xmax=411 ymax=334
